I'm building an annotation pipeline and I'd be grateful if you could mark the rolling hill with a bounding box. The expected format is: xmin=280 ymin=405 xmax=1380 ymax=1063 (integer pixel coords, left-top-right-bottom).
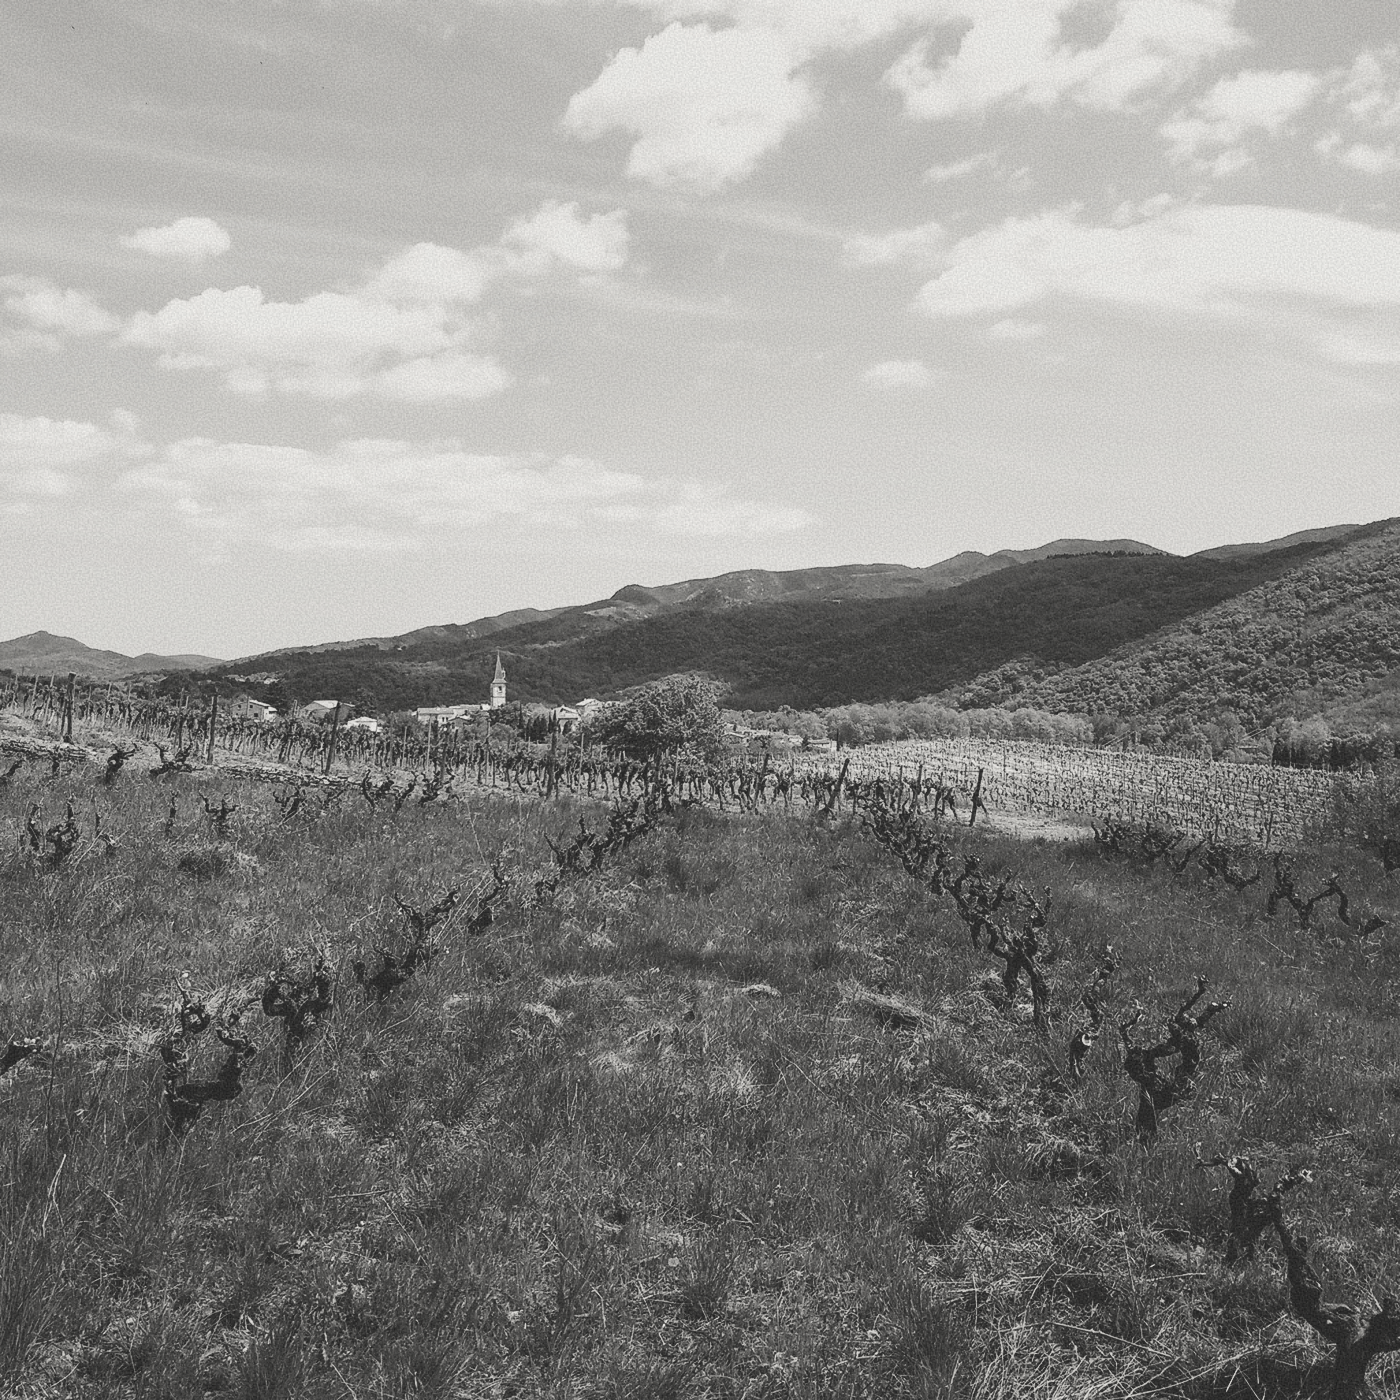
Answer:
xmin=245 ymin=538 xmax=1164 ymax=658
xmin=974 ymin=518 xmax=1400 ymax=729
xmin=0 ymin=631 xmax=224 ymax=680
xmin=205 ymin=526 xmax=1384 ymax=720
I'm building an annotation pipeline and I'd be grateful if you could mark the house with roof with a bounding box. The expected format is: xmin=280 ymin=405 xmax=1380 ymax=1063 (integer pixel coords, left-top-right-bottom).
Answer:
xmin=229 ymin=694 xmax=278 ymax=723
xmin=414 ymin=703 xmax=487 ymax=727
xmin=299 ymin=699 xmax=353 ymax=724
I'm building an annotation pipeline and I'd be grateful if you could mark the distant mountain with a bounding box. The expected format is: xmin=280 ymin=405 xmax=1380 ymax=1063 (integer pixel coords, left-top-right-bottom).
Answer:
xmin=1191 ymin=524 xmax=1363 ymax=561
xmin=242 ymin=538 xmax=1163 ymax=661
xmin=983 ymin=519 xmax=1400 ymax=729
xmin=0 ymin=631 xmax=224 ymax=680
xmin=206 ymin=531 xmax=1362 ymax=715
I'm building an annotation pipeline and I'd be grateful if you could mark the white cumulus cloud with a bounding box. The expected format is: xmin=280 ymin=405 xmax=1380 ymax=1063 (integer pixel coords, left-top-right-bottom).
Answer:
xmin=564 ymin=22 xmax=817 ymax=191
xmin=361 ymin=242 xmax=495 ymax=305
xmin=1315 ymin=49 xmax=1400 ymax=176
xmin=119 ymin=200 xmax=629 ymax=400
xmin=0 ymin=413 xmax=129 ymax=500
xmin=118 ymin=435 xmax=814 ymax=549
xmin=910 ymin=203 xmax=1400 ymax=362
xmin=370 ymin=352 xmax=515 ymax=402
xmin=502 ymin=200 xmax=630 ymax=272
xmin=843 ymin=220 xmax=946 ymax=267
xmin=122 ymin=216 xmax=232 ymax=263
xmin=885 ymin=0 xmax=1244 ymax=122
xmin=561 ymin=1 xmax=1244 ymax=190
xmin=121 ymin=283 xmax=468 ymax=398
xmin=923 ymin=152 xmax=998 ymax=183
xmin=1339 ymin=47 xmax=1400 ymax=131
xmin=1333 ymin=141 xmax=1400 ymax=174
xmin=1161 ymin=69 xmax=1320 ymax=166
xmin=1 ymin=275 xmax=117 ymax=352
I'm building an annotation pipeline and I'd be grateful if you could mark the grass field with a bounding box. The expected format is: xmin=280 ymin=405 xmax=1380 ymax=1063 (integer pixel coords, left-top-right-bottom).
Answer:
xmin=2 ymin=749 xmax=1400 ymax=1398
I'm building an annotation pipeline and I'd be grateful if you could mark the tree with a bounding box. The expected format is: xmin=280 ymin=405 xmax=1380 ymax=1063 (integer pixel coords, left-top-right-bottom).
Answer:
xmin=594 ymin=677 xmax=726 ymax=762
xmin=263 ymin=679 xmax=295 ymax=716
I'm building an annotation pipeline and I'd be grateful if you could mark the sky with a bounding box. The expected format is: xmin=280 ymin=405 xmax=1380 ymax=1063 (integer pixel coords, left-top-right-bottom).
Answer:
xmin=3 ymin=0 xmax=1399 ymax=659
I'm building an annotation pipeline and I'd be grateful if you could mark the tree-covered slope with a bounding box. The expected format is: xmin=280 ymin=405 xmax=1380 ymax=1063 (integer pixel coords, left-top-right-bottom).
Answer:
xmin=213 ymin=533 xmax=1357 ymax=713
xmin=992 ymin=519 xmax=1400 ymax=728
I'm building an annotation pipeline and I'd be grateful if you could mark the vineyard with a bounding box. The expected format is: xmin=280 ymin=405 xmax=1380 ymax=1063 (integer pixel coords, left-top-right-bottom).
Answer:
xmin=0 ymin=674 xmax=1340 ymax=848
xmin=3 ymin=674 xmax=1400 ymax=1397
xmin=796 ymin=738 xmax=1339 ymax=847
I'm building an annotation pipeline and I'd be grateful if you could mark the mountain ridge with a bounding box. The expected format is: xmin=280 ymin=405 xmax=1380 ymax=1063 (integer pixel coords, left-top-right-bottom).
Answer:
xmin=195 ymin=523 xmax=1388 ymax=721
xmin=969 ymin=518 xmax=1400 ymax=730
xmin=0 ymin=631 xmax=224 ymax=680
xmin=233 ymin=537 xmax=1166 ymax=661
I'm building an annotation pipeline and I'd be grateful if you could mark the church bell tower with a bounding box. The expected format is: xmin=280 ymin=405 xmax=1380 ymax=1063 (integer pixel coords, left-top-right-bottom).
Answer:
xmin=490 ymin=653 xmax=506 ymax=709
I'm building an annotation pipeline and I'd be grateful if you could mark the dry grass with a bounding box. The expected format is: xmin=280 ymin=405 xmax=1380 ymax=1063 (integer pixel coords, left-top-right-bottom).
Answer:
xmin=1 ymin=757 xmax=1399 ymax=1398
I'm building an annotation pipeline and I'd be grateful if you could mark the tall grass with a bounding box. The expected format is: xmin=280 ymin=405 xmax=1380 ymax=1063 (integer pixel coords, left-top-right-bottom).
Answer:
xmin=0 ymin=756 xmax=1398 ymax=1397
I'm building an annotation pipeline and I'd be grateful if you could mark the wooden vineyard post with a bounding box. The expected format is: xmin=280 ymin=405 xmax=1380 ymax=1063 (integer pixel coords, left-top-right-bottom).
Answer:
xmin=206 ymin=692 xmax=219 ymax=762
xmin=323 ymin=704 xmax=342 ymax=776
xmin=969 ymin=767 xmax=986 ymax=827
xmin=63 ymin=672 xmax=76 ymax=743
xmin=27 ymin=673 xmax=39 ymax=718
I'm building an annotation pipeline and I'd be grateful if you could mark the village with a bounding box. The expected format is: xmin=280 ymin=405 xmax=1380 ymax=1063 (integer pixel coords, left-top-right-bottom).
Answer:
xmin=223 ymin=653 xmax=603 ymax=738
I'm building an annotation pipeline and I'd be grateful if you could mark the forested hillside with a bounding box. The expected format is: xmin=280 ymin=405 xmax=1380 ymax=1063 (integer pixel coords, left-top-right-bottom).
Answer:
xmin=988 ymin=519 xmax=1400 ymax=728
xmin=211 ymin=533 xmax=1358 ymax=714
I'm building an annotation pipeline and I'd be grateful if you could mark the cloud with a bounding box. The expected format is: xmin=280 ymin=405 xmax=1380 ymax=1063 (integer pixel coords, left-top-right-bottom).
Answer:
xmin=885 ymin=0 xmax=1245 ymax=122
xmin=862 ymin=358 xmax=937 ymax=388
xmin=910 ymin=203 xmax=1400 ymax=361
xmin=0 ymin=413 xmax=128 ymax=499
xmin=843 ymin=219 xmax=946 ymax=267
xmin=122 ymin=216 xmax=232 ymax=262
xmin=598 ymin=481 xmax=814 ymax=536
xmin=1161 ymin=69 xmax=1320 ymax=165
xmin=1315 ymin=50 xmax=1400 ymax=175
xmin=118 ymin=436 xmax=813 ymax=549
xmin=120 ymin=201 xmax=628 ymax=400
xmin=1331 ymin=140 xmax=1400 ymax=175
xmin=122 ymin=283 xmax=471 ymax=397
xmin=370 ymin=352 xmax=515 ymax=402
xmin=923 ymin=152 xmax=997 ymax=183
xmin=564 ymin=22 xmax=817 ymax=191
xmin=560 ymin=1 xmax=1244 ymax=189
xmin=1 ymin=275 xmax=117 ymax=352
xmin=502 ymin=200 xmax=630 ymax=272
xmin=1339 ymin=48 xmax=1400 ymax=131
xmin=361 ymin=242 xmax=494 ymax=305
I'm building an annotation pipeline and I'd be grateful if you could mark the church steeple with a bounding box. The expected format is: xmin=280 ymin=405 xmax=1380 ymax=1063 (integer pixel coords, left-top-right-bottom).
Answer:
xmin=490 ymin=652 xmax=506 ymax=709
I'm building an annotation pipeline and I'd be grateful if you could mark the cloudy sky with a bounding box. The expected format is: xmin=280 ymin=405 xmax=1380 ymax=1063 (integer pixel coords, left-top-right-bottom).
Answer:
xmin=3 ymin=0 xmax=1398 ymax=658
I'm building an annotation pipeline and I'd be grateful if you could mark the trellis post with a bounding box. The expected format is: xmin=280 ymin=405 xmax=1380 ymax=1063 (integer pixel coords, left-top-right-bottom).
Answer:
xmin=324 ymin=704 xmax=343 ymax=776
xmin=206 ymin=692 xmax=219 ymax=762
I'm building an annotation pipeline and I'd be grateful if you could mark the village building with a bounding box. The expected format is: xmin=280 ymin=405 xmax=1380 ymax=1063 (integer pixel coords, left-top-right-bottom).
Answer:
xmin=413 ymin=703 xmax=487 ymax=726
xmin=415 ymin=654 xmax=510 ymax=727
xmin=229 ymin=694 xmax=278 ymax=723
xmin=299 ymin=699 xmax=353 ymax=724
